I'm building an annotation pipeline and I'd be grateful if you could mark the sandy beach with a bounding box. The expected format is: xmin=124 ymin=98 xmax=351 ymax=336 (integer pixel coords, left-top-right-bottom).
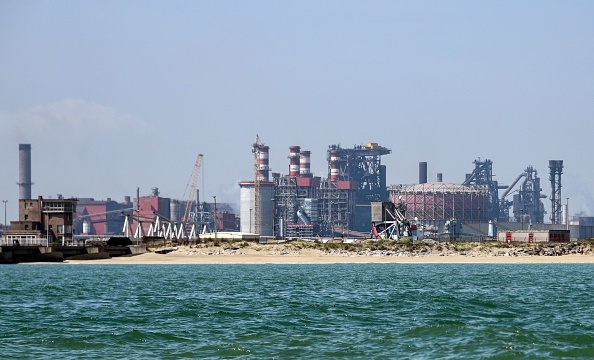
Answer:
xmin=64 ymin=243 xmax=594 ymax=265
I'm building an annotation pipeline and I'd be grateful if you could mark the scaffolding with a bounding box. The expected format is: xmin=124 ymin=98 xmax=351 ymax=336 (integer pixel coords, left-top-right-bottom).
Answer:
xmin=316 ymin=179 xmax=355 ymax=237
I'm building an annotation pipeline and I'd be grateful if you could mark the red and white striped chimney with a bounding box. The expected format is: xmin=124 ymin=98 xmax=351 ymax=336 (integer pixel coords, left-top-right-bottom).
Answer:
xmin=329 ymin=150 xmax=340 ymax=181
xmin=257 ymin=146 xmax=270 ymax=181
xmin=300 ymin=150 xmax=311 ymax=177
xmin=289 ymin=146 xmax=300 ymax=178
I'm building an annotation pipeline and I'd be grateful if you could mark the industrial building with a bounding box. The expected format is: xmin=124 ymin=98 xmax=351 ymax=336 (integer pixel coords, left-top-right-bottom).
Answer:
xmin=240 ymin=138 xmax=391 ymax=238
xmin=235 ymin=137 xmax=589 ymax=242
xmin=498 ymin=230 xmax=570 ymax=243
xmin=3 ymin=196 xmax=77 ymax=246
xmin=4 ymin=142 xmax=592 ymax=243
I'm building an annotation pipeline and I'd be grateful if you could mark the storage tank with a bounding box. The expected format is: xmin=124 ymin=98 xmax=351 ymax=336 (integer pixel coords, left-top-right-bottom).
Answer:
xmin=170 ymin=200 xmax=180 ymax=222
xmin=82 ymin=221 xmax=91 ymax=235
xmin=238 ymin=182 xmax=274 ymax=236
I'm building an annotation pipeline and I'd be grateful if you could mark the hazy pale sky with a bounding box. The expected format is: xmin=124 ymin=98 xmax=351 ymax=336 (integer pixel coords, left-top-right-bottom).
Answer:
xmin=1 ymin=1 xmax=593 ymax=222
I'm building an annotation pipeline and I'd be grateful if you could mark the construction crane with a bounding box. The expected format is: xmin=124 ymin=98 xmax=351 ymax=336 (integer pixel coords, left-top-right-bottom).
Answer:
xmin=252 ymin=135 xmax=263 ymax=234
xmin=181 ymin=154 xmax=204 ymax=236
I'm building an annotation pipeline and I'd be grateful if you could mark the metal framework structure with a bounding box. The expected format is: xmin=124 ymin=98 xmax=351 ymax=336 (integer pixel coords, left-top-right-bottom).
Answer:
xmin=180 ymin=154 xmax=203 ymax=238
xmin=327 ymin=143 xmax=390 ymax=200
xmin=252 ymin=136 xmax=263 ymax=234
xmin=499 ymin=166 xmax=546 ymax=223
xmin=371 ymin=201 xmax=414 ymax=240
xmin=316 ymin=179 xmax=355 ymax=236
xmin=549 ymin=160 xmax=563 ymax=224
xmin=182 ymin=154 xmax=203 ymax=223
xmin=389 ymin=183 xmax=489 ymax=222
xmin=462 ymin=158 xmax=502 ymax=221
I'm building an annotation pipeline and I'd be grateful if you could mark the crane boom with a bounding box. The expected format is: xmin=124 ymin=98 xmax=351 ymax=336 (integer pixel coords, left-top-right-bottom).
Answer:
xmin=182 ymin=154 xmax=203 ymax=224
xmin=253 ymin=136 xmax=261 ymax=234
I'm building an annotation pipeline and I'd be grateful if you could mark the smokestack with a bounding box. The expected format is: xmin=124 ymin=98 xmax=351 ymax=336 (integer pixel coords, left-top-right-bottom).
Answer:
xmin=289 ymin=146 xmax=300 ymax=177
xmin=437 ymin=173 xmax=443 ymax=182
xmin=257 ymin=146 xmax=270 ymax=182
xmin=419 ymin=162 xmax=427 ymax=184
xmin=300 ymin=150 xmax=311 ymax=177
xmin=329 ymin=150 xmax=340 ymax=181
xmin=18 ymin=144 xmax=32 ymax=199
xmin=549 ymin=160 xmax=564 ymax=224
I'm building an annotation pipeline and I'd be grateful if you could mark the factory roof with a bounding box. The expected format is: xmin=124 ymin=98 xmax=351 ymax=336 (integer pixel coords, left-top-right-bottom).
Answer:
xmin=388 ymin=182 xmax=489 ymax=193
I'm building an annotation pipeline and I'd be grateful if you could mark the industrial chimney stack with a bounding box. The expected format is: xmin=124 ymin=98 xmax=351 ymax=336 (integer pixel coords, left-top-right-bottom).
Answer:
xmin=419 ymin=162 xmax=428 ymax=184
xmin=18 ymin=144 xmax=32 ymax=199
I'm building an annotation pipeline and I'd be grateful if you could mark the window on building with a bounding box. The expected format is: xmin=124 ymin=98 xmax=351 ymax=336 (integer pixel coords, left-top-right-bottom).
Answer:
xmin=25 ymin=214 xmax=29 ymax=220
xmin=57 ymin=225 xmax=64 ymax=234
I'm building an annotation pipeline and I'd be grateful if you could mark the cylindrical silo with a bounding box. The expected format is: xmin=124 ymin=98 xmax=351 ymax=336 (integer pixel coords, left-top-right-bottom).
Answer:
xmin=289 ymin=146 xmax=300 ymax=177
xmin=300 ymin=150 xmax=311 ymax=177
xmin=239 ymin=183 xmax=254 ymax=233
xmin=18 ymin=144 xmax=32 ymax=199
xmin=238 ymin=182 xmax=274 ymax=236
xmin=488 ymin=220 xmax=497 ymax=237
xmin=170 ymin=200 xmax=180 ymax=222
xmin=82 ymin=221 xmax=91 ymax=235
xmin=419 ymin=162 xmax=427 ymax=184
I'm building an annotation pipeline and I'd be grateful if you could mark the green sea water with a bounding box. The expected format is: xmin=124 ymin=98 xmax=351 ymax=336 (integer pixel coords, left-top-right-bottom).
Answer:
xmin=1 ymin=263 xmax=594 ymax=359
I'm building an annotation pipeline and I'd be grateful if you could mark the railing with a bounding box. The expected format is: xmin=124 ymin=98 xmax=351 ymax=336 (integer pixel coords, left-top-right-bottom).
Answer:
xmin=1 ymin=237 xmax=49 ymax=247
xmin=1 ymin=237 xmax=90 ymax=247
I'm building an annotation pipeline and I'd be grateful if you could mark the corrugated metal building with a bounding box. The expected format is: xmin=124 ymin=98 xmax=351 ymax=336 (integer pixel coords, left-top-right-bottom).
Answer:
xmin=497 ymin=230 xmax=570 ymax=243
xmin=389 ymin=182 xmax=489 ymax=222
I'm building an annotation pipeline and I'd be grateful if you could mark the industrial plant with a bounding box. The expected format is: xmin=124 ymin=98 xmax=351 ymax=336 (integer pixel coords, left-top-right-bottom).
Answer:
xmin=2 ymin=138 xmax=594 ymax=260
xmin=236 ymin=137 xmax=594 ymax=241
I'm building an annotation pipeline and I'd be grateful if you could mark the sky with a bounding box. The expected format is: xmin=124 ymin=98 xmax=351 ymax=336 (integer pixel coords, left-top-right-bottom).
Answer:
xmin=1 ymin=1 xmax=593 ymax=223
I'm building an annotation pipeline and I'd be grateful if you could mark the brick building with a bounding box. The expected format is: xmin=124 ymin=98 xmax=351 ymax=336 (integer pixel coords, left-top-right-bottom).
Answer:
xmin=3 ymin=196 xmax=77 ymax=246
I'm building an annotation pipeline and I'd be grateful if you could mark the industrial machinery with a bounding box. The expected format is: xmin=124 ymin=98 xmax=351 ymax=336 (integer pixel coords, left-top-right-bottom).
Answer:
xmin=498 ymin=166 xmax=546 ymax=224
xmin=462 ymin=158 xmax=506 ymax=220
xmin=371 ymin=200 xmax=416 ymax=240
xmin=326 ymin=143 xmax=391 ymax=232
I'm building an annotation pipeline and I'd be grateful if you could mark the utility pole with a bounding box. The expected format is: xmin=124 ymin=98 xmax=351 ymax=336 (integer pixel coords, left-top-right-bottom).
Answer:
xmin=212 ymin=196 xmax=217 ymax=239
xmin=2 ymin=200 xmax=7 ymax=228
xmin=566 ymin=197 xmax=570 ymax=230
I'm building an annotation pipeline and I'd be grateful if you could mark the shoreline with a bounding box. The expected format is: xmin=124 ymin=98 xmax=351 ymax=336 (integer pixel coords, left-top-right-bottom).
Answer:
xmin=63 ymin=244 xmax=594 ymax=265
